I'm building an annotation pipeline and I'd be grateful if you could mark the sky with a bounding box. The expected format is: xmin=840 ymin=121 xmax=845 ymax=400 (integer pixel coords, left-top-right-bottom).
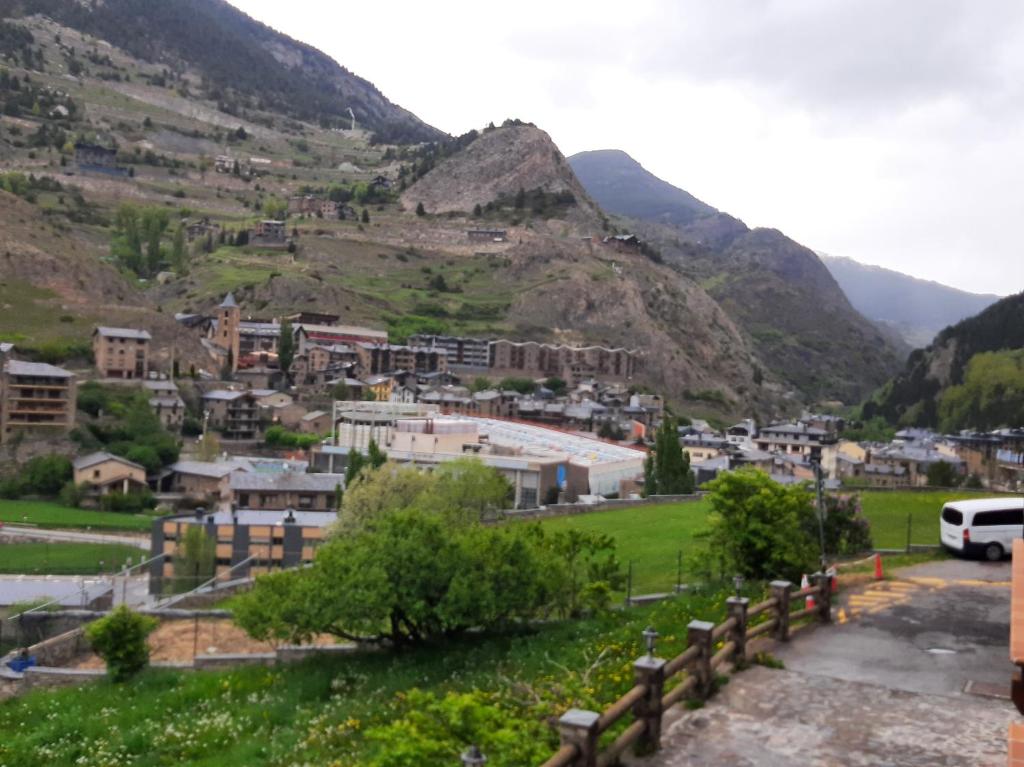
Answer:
xmin=228 ymin=0 xmax=1024 ymax=296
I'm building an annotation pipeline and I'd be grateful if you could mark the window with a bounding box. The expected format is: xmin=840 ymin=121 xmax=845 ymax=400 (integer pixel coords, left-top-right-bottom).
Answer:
xmin=237 ymin=493 xmax=249 ymax=507
xmin=298 ymin=494 xmax=314 ymax=509
xmin=941 ymin=507 xmax=963 ymax=526
xmin=973 ymin=509 xmax=1023 ymax=526
xmin=93 ymin=469 xmax=100 ymax=479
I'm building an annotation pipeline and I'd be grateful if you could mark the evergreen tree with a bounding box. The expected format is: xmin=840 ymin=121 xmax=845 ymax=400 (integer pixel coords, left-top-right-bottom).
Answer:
xmin=277 ymin=319 xmax=294 ymax=382
xmin=648 ymin=417 xmax=694 ymax=495
xmin=360 ymin=208 xmax=370 ymax=224
xmin=415 ymin=201 xmax=425 ymax=216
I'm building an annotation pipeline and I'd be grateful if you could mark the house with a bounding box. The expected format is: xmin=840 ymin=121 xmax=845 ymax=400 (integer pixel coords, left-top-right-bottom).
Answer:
xmin=214 ymin=155 xmax=234 ymax=173
xmin=254 ymin=219 xmax=286 ymax=241
xmin=229 ymin=471 xmax=343 ymax=511
xmin=159 ymin=460 xmax=248 ymax=502
xmin=295 ymin=323 xmax=388 ymax=351
xmin=364 ymin=374 xmax=394 ymax=401
xmin=0 ymin=360 xmax=76 ymax=445
xmin=488 ymin=340 xmax=640 ymax=383
xmin=755 ymin=422 xmax=836 ymax=462
xmin=601 ymin=234 xmax=641 ymax=252
xmin=150 ymin=394 xmax=186 ymax=430
xmin=72 ymin=452 xmax=148 ymax=498
xmin=371 ymin=175 xmax=391 ymax=190
xmin=185 ymin=218 xmax=220 ymax=243
xmin=299 ymin=410 xmax=331 ymax=435
xmin=283 ymin=311 xmax=341 ymax=326
xmin=202 ymin=389 xmax=261 ymax=440
xmin=869 ymin=445 xmax=965 ymax=487
xmin=92 ymin=326 xmax=151 ymax=379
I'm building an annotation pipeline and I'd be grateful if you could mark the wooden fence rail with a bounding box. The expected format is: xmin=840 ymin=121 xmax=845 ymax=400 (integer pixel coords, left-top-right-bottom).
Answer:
xmin=532 ymin=571 xmax=832 ymax=767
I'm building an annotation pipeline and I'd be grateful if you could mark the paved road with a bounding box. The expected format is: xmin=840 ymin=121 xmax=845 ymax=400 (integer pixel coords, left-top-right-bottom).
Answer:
xmin=0 ymin=524 xmax=149 ymax=550
xmin=636 ymin=558 xmax=1013 ymax=767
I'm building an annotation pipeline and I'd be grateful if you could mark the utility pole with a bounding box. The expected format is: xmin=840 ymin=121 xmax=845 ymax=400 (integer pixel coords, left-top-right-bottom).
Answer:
xmin=813 ymin=460 xmax=827 ymax=571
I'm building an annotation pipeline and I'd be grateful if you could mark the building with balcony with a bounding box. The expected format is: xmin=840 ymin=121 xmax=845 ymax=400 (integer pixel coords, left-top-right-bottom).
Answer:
xmin=202 ymin=389 xmax=262 ymax=440
xmin=0 ymin=360 xmax=76 ymax=444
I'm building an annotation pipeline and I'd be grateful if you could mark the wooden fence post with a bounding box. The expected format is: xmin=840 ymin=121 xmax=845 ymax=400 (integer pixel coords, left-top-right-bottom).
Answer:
xmin=687 ymin=619 xmax=714 ymax=699
xmin=557 ymin=709 xmax=600 ymax=767
xmin=811 ymin=572 xmax=832 ymax=623
xmin=726 ymin=596 xmax=749 ymax=663
xmin=770 ymin=580 xmax=792 ymax=641
xmin=633 ymin=654 xmax=667 ymax=754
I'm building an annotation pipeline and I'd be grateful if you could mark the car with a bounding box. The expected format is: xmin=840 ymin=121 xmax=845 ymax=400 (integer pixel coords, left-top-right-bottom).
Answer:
xmin=940 ymin=497 xmax=1024 ymax=561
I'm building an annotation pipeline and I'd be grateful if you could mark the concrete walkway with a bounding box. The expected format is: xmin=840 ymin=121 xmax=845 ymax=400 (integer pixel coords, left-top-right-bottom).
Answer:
xmin=635 ymin=559 xmax=1013 ymax=766
xmin=0 ymin=524 xmax=149 ymax=549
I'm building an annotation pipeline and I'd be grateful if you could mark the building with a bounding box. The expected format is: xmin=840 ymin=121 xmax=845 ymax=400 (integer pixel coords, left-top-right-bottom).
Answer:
xmin=299 ymin=410 xmax=331 ymax=434
xmin=601 ymin=234 xmax=641 ymax=252
xmin=211 ymin=293 xmax=241 ymax=372
xmin=0 ymin=360 xmax=76 ymax=444
xmin=364 ymin=374 xmax=394 ymax=401
xmin=284 ymin=311 xmax=341 ymax=326
xmin=150 ymin=393 xmax=186 ymax=430
xmin=74 ymin=142 xmax=120 ymax=170
xmin=254 ymin=219 xmax=286 ymax=241
xmin=214 ymin=155 xmax=235 ymax=173
xmin=149 ymin=508 xmax=334 ymax=594
xmin=229 ymin=471 xmax=342 ymax=511
xmin=72 ymin=452 xmax=148 ymax=498
xmin=92 ymin=326 xmax=151 ymax=379
xmin=409 ymin=334 xmax=490 ymax=370
xmin=202 ymin=390 xmax=261 ymax=440
xmin=488 ymin=340 xmax=640 ymax=383
xmin=158 ymin=460 xmax=248 ymax=501
xmin=355 ymin=343 xmax=448 ymax=377
xmin=295 ymin=324 xmax=388 ymax=350
xmin=755 ymin=422 xmax=836 ymax=462
xmin=869 ymin=445 xmax=965 ymax=487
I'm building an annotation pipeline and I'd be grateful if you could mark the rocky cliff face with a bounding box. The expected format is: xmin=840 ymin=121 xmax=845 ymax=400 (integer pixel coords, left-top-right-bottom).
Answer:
xmin=401 ymin=125 xmax=604 ymax=227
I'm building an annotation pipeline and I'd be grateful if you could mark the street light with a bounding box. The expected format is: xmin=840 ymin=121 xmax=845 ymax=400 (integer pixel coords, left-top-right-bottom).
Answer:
xmin=642 ymin=626 xmax=659 ymax=659
xmin=461 ymin=745 xmax=487 ymax=766
xmin=733 ymin=574 xmax=744 ymax=599
xmin=811 ymin=459 xmax=827 ymax=571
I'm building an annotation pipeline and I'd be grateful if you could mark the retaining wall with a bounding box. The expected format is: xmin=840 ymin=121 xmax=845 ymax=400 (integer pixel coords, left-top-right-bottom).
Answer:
xmin=499 ymin=493 xmax=703 ymax=521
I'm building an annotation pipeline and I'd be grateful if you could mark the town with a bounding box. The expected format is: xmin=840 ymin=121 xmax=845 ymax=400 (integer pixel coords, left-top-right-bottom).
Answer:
xmin=1 ymin=3 xmax=1023 ymax=766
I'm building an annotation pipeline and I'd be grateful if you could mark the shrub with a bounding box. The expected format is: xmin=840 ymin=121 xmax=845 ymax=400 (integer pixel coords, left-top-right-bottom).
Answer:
xmin=84 ymin=606 xmax=158 ymax=681
xmin=99 ymin=490 xmax=155 ymax=513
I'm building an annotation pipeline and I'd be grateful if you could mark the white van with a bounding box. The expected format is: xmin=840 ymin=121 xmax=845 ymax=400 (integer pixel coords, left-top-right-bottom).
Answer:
xmin=940 ymin=497 xmax=1024 ymax=561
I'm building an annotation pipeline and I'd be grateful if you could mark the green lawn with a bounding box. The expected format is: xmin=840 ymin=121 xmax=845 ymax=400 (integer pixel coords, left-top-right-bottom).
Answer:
xmin=538 ymin=500 xmax=711 ymax=595
xmin=0 ymin=500 xmax=152 ymax=531
xmin=858 ymin=490 xmax=988 ymax=549
xmin=0 ymin=542 xmax=142 ymax=575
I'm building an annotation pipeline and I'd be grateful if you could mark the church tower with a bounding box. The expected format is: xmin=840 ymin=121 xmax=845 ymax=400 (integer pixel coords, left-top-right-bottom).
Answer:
xmin=216 ymin=292 xmax=241 ymax=372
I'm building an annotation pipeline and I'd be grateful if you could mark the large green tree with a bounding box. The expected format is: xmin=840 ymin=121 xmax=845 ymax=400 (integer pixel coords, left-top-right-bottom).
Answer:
xmin=645 ymin=416 xmax=694 ymax=496
xmin=277 ymin=319 xmax=295 ymax=382
xmin=939 ymin=349 xmax=1024 ymax=431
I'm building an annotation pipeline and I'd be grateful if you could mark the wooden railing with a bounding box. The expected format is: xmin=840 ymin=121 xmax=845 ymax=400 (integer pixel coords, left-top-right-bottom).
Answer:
xmin=534 ymin=572 xmax=832 ymax=767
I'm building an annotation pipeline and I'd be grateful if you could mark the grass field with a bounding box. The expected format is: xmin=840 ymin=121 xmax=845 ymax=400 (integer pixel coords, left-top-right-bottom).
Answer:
xmin=0 ymin=500 xmax=152 ymax=531
xmin=0 ymin=587 xmax=743 ymax=767
xmin=0 ymin=542 xmax=142 ymax=574
xmin=535 ymin=489 xmax=986 ymax=594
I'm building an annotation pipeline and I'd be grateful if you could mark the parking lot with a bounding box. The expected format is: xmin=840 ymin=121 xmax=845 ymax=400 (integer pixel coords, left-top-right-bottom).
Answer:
xmin=640 ymin=557 xmax=1013 ymax=766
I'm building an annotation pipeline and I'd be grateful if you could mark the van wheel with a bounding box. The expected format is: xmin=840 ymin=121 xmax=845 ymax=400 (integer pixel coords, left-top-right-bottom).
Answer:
xmin=984 ymin=543 xmax=1004 ymax=561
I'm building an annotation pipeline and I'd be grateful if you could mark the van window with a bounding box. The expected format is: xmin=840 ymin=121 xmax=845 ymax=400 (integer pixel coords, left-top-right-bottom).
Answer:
xmin=973 ymin=509 xmax=1024 ymax=526
xmin=942 ymin=507 xmax=963 ymax=525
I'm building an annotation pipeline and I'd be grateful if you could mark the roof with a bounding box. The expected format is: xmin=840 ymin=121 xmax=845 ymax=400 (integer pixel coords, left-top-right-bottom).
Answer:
xmin=94 ymin=326 xmax=151 ymax=340
xmin=180 ymin=509 xmax=338 ymax=527
xmin=202 ymin=389 xmax=248 ymax=401
xmin=149 ymin=396 xmax=184 ymax=408
xmin=4 ymin=360 xmax=73 ymax=378
xmin=72 ymin=451 xmax=146 ymax=472
xmin=168 ymin=461 xmax=248 ymax=479
xmin=229 ymin=472 xmax=344 ymax=493
xmin=302 ymin=410 xmax=329 ymax=421
xmin=0 ymin=342 xmax=15 ymax=354
xmin=143 ymin=380 xmax=178 ymax=393
xmin=219 ymin=292 xmax=238 ymax=308
xmin=760 ymin=422 xmax=828 ymax=437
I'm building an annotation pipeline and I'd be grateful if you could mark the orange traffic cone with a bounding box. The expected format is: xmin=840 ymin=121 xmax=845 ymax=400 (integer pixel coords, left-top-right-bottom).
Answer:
xmin=874 ymin=553 xmax=884 ymax=581
xmin=802 ymin=573 xmax=815 ymax=610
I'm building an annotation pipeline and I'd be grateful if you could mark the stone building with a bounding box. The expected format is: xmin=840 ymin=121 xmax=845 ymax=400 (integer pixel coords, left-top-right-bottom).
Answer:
xmin=92 ymin=326 xmax=151 ymax=379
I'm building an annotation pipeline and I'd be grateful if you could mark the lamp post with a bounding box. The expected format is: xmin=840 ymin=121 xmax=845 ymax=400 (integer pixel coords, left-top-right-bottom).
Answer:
xmin=812 ymin=459 xmax=827 ymax=571
xmin=642 ymin=626 xmax=659 ymax=659
xmin=733 ymin=574 xmax=744 ymax=599
xmin=461 ymin=745 xmax=487 ymax=766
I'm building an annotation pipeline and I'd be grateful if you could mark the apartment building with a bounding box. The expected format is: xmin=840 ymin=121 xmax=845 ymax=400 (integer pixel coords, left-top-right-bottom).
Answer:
xmin=202 ymin=389 xmax=261 ymax=440
xmin=0 ymin=359 xmax=76 ymax=444
xmin=488 ymin=340 xmax=640 ymax=383
xmin=92 ymin=326 xmax=151 ymax=379
xmin=409 ymin=334 xmax=490 ymax=369
xmin=355 ymin=343 xmax=448 ymax=377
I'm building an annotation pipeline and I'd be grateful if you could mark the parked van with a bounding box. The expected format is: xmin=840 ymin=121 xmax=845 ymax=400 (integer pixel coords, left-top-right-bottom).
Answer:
xmin=940 ymin=497 xmax=1024 ymax=561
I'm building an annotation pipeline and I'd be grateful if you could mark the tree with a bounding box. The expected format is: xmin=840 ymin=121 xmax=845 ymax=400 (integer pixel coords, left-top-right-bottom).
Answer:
xmin=21 ymin=454 xmax=72 ymax=495
xmin=196 ymin=430 xmax=221 ymax=462
xmin=472 ymin=203 xmax=482 ymax=217
xmin=169 ymin=224 xmax=186 ymax=273
xmin=84 ymin=606 xmax=158 ymax=681
xmin=234 ymin=459 xmax=619 ymax=646
xmin=498 ymin=377 xmax=535 ymax=395
xmin=514 ymin=186 xmax=526 ymax=209
xmin=343 ymin=438 xmax=388 ymax=491
xmin=543 ymin=377 xmax=567 ymax=396
xmin=263 ymin=195 xmax=287 ymax=220
xmin=645 ymin=417 xmax=693 ymax=495
xmin=939 ymin=349 xmax=1024 ymax=431
xmin=330 ymin=380 xmax=351 ymax=401
xmin=415 ymin=201 xmax=426 ymax=216
xmin=469 ymin=377 xmax=491 ymax=393
xmin=926 ymin=460 xmax=961 ymax=488
xmin=277 ymin=319 xmax=294 ymax=383
xmin=173 ymin=525 xmax=215 ymax=592
xmin=360 ymin=208 xmax=369 ymax=224
xmin=699 ymin=469 xmax=819 ymax=582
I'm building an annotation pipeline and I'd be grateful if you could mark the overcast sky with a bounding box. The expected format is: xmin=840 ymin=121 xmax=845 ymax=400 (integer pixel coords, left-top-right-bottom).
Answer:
xmin=229 ymin=0 xmax=1023 ymax=296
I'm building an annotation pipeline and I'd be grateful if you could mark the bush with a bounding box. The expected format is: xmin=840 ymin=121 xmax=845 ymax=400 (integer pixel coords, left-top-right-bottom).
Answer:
xmin=58 ymin=480 xmax=87 ymax=508
xmin=84 ymin=606 xmax=158 ymax=681
xmin=21 ymin=455 xmax=72 ymax=496
xmin=99 ymin=490 xmax=155 ymax=513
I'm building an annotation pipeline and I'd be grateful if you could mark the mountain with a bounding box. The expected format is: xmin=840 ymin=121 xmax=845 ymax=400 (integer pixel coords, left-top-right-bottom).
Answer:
xmin=568 ymin=150 xmax=904 ymax=404
xmin=7 ymin=0 xmax=443 ymax=143
xmin=402 ymin=124 xmax=603 ymax=227
xmin=867 ymin=291 xmax=1024 ymax=427
xmin=820 ymin=255 xmax=1001 ymax=348
xmin=569 ymin=149 xmax=717 ymax=227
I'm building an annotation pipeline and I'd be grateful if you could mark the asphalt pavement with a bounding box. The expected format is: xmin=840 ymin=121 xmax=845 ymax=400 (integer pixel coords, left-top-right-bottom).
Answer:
xmin=0 ymin=524 xmax=149 ymax=550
